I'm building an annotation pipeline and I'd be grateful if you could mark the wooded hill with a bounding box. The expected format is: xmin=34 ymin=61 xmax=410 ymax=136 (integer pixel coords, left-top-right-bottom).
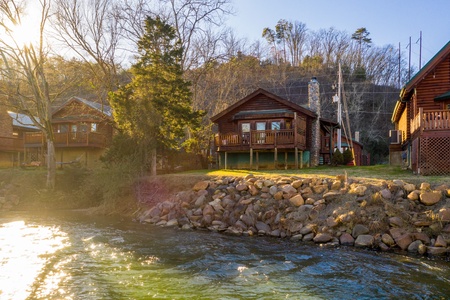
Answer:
xmin=188 ymin=55 xmax=400 ymax=164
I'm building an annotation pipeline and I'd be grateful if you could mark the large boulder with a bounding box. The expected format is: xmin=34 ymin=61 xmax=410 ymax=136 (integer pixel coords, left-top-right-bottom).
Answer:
xmin=352 ymin=224 xmax=369 ymax=238
xmin=313 ymin=233 xmax=333 ymax=243
xmin=419 ymin=191 xmax=442 ymax=206
xmin=355 ymin=235 xmax=374 ymax=247
xmin=193 ymin=181 xmax=209 ymax=191
xmin=339 ymin=233 xmax=355 ymax=246
xmin=289 ymin=194 xmax=305 ymax=207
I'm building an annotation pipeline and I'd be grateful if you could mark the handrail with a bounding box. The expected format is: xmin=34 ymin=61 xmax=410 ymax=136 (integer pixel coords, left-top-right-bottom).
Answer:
xmin=217 ymin=129 xmax=303 ymax=147
xmin=411 ymin=108 xmax=450 ymax=133
xmin=24 ymin=131 xmax=107 ymax=147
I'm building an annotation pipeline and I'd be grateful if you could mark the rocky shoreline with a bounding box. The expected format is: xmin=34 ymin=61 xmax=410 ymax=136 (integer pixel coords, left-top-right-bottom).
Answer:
xmin=138 ymin=174 xmax=450 ymax=257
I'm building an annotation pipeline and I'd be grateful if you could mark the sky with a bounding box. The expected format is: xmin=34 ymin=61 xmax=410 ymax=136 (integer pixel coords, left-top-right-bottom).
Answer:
xmin=226 ymin=0 xmax=450 ymax=69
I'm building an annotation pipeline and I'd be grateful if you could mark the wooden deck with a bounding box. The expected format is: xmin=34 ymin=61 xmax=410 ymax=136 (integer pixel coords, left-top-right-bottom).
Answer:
xmin=215 ymin=129 xmax=306 ymax=151
xmin=24 ymin=132 xmax=107 ymax=148
xmin=411 ymin=108 xmax=450 ymax=135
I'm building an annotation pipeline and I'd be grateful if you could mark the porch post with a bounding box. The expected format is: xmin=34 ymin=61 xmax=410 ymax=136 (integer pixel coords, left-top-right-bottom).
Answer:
xmin=224 ymin=152 xmax=228 ymax=169
xmin=250 ymin=148 xmax=253 ymax=170
xmin=300 ymin=151 xmax=303 ymax=169
xmin=274 ymin=148 xmax=278 ymax=169
xmin=218 ymin=152 xmax=221 ymax=169
xmin=419 ymin=107 xmax=423 ymax=134
xmin=285 ymin=151 xmax=288 ymax=170
xmin=256 ymin=151 xmax=259 ymax=170
xmin=295 ymin=147 xmax=298 ymax=169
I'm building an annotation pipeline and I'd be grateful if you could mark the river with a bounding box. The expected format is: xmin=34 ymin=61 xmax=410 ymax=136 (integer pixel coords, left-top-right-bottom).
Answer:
xmin=0 ymin=211 xmax=449 ymax=300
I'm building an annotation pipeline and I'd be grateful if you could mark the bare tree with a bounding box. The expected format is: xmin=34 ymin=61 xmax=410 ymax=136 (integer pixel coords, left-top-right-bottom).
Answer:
xmin=0 ymin=0 xmax=57 ymax=188
xmin=52 ymin=0 xmax=123 ymax=102
xmin=164 ymin=0 xmax=233 ymax=70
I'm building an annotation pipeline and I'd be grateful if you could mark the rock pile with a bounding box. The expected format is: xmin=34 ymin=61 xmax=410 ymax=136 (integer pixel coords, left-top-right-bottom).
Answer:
xmin=138 ymin=174 xmax=450 ymax=257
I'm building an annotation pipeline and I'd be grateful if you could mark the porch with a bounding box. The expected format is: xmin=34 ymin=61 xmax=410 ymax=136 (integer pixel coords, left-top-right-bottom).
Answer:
xmin=410 ymin=108 xmax=450 ymax=135
xmin=24 ymin=132 xmax=108 ymax=148
xmin=214 ymin=129 xmax=306 ymax=151
xmin=410 ymin=108 xmax=450 ymax=175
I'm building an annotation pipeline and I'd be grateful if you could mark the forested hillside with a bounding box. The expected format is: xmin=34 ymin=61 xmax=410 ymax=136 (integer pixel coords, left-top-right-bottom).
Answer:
xmin=1 ymin=0 xmax=414 ymax=177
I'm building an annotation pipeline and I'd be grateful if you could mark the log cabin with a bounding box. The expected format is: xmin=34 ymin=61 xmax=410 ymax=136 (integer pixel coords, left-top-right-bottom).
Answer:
xmin=390 ymin=40 xmax=450 ymax=175
xmin=0 ymin=109 xmax=39 ymax=167
xmin=0 ymin=97 xmax=114 ymax=168
xmin=210 ymin=79 xmax=364 ymax=169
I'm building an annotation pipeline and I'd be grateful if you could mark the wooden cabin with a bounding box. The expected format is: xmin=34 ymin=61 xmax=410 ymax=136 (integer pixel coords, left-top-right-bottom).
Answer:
xmin=23 ymin=97 xmax=113 ymax=167
xmin=210 ymin=87 xmax=343 ymax=169
xmin=390 ymin=41 xmax=450 ymax=175
xmin=0 ymin=108 xmax=39 ymax=167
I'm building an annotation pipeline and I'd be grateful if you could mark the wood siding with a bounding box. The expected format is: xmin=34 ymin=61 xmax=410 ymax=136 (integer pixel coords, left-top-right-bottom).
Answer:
xmin=415 ymin=56 xmax=450 ymax=112
xmin=393 ymin=44 xmax=450 ymax=174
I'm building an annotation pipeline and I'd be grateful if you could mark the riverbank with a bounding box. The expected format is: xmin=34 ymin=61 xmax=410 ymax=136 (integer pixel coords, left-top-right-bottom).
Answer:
xmin=136 ymin=173 xmax=450 ymax=258
xmin=1 ymin=167 xmax=449 ymax=258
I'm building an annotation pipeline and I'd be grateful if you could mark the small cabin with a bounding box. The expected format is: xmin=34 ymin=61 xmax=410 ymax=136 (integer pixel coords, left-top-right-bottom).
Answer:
xmin=23 ymin=97 xmax=113 ymax=167
xmin=390 ymin=40 xmax=450 ymax=175
xmin=210 ymin=87 xmax=341 ymax=169
xmin=0 ymin=109 xmax=39 ymax=167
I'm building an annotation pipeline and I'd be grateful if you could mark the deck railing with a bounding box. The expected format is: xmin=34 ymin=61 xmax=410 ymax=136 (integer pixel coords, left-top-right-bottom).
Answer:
xmin=411 ymin=108 xmax=450 ymax=133
xmin=24 ymin=132 xmax=107 ymax=148
xmin=216 ymin=129 xmax=304 ymax=148
xmin=0 ymin=136 xmax=24 ymax=151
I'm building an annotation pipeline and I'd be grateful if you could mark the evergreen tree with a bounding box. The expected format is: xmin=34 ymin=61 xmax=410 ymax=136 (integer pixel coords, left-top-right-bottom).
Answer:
xmin=109 ymin=16 xmax=203 ymax=174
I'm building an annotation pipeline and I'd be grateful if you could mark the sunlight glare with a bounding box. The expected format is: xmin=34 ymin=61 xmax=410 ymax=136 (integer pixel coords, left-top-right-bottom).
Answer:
xmin=11 ymin=16 xmax=40 ymax=47
xmin=0 ymin=220 xmax=69 ymax=299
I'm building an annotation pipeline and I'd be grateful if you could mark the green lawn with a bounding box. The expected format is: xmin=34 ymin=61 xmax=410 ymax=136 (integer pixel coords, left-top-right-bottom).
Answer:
xmin=181 ymin=165 xmax=450 ymax=186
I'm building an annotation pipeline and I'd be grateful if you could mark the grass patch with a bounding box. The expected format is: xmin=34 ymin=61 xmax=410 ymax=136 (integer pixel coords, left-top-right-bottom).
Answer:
xmin=181 ymin=165 xmax=450 ymax=186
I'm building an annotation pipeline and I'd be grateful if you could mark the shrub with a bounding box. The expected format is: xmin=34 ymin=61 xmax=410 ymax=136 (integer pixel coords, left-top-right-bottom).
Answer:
xmin=331 ymin=149 xmax=344 ymax=166
xmin=343 ymin=148 xmax=354 ymax=165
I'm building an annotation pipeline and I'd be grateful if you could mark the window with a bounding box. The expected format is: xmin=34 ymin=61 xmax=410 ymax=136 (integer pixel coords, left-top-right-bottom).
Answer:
xmin=241 ymin=123 xmax=250 ymax=133
xmin=447 ymin=104 xmax=450 ymax=110
xmin=58 ymin=124 xmax=68 ymax=133
xmin=70 ymin=124 xmax=77 ymax=132
xmin=256 ymin=122 xmax=266 ymax=143
xmin=241 ymin=123 xmax=250 ymax=144
xmin=91 ymin=123 xmax=98 ymax=132
xmin=80 ymin=122 xmax=88 ymax=132
xmin=256 ymin=122 xmax=266 ymax=131
xmin=271 ymin=121 xmax=281 ymax=130
xmin=286 ymin=121 xmax=292 ymax=129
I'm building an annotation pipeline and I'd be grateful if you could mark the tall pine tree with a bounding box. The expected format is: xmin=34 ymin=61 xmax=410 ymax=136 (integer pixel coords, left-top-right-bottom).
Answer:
xmin=109 ymin=16 xmax=203 ymax=175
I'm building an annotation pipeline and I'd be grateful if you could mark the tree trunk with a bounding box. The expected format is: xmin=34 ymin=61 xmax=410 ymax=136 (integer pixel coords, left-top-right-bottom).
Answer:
xmin=46 ymin=139 xmax=56 ymax=189
xmin=151 ymin=148 xmax=157 ymax=176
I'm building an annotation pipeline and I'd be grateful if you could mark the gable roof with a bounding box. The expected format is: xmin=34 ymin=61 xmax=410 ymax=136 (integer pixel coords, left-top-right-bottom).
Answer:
xmin=401 ymin=40 xmax=450 ymax=99
xmin=392 ymin=40 xmax=450 ymax=122
xmin=52 ymin=96 xmax=112 ymax=118
xmin=210 ymin=88 xmax=316 ymax=122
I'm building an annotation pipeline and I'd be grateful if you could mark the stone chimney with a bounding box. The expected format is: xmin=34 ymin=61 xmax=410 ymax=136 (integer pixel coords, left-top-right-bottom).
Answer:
xmin=308 ymin=77 xmax=321 ymax=167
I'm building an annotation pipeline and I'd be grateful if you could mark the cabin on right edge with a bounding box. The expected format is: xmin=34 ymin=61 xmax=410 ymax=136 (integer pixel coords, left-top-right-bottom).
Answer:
xmin=390 ymin=41 xmax=450 ymax=175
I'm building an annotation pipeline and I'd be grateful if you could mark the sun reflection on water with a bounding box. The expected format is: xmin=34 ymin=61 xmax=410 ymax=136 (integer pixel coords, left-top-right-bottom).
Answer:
xmin=0 ymin=220 xmax=68 ymax=299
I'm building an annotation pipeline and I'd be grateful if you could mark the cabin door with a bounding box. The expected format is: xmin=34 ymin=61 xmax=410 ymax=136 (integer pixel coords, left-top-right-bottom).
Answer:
xmin=241 ymin=123 xmax=250 ymax=144
xmin=256 ymin=122 xmax=266 ymax=144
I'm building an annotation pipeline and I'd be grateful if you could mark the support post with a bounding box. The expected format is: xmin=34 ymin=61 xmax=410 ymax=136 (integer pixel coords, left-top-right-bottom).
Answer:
xmin=284 ymin=151 xmax=288 ymax=170
xmin=295 ymin=147 xmax=298 ymax=169
xmin=250 ymin=148 xmax=253 ymax=170
xmin=300 ymin=151 xmax=303 ymax=169
xmin=274 ymin=148 xmax=278 ymax=169
xmin=224 ymin=152 xmax=228 ymax=169
xmin=256 ymin=151 xmax=259 ymax=170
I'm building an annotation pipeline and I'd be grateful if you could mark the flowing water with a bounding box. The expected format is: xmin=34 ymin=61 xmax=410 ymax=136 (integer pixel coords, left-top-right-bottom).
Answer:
xmin=0 ymin=211 xmax=449 ymax=300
